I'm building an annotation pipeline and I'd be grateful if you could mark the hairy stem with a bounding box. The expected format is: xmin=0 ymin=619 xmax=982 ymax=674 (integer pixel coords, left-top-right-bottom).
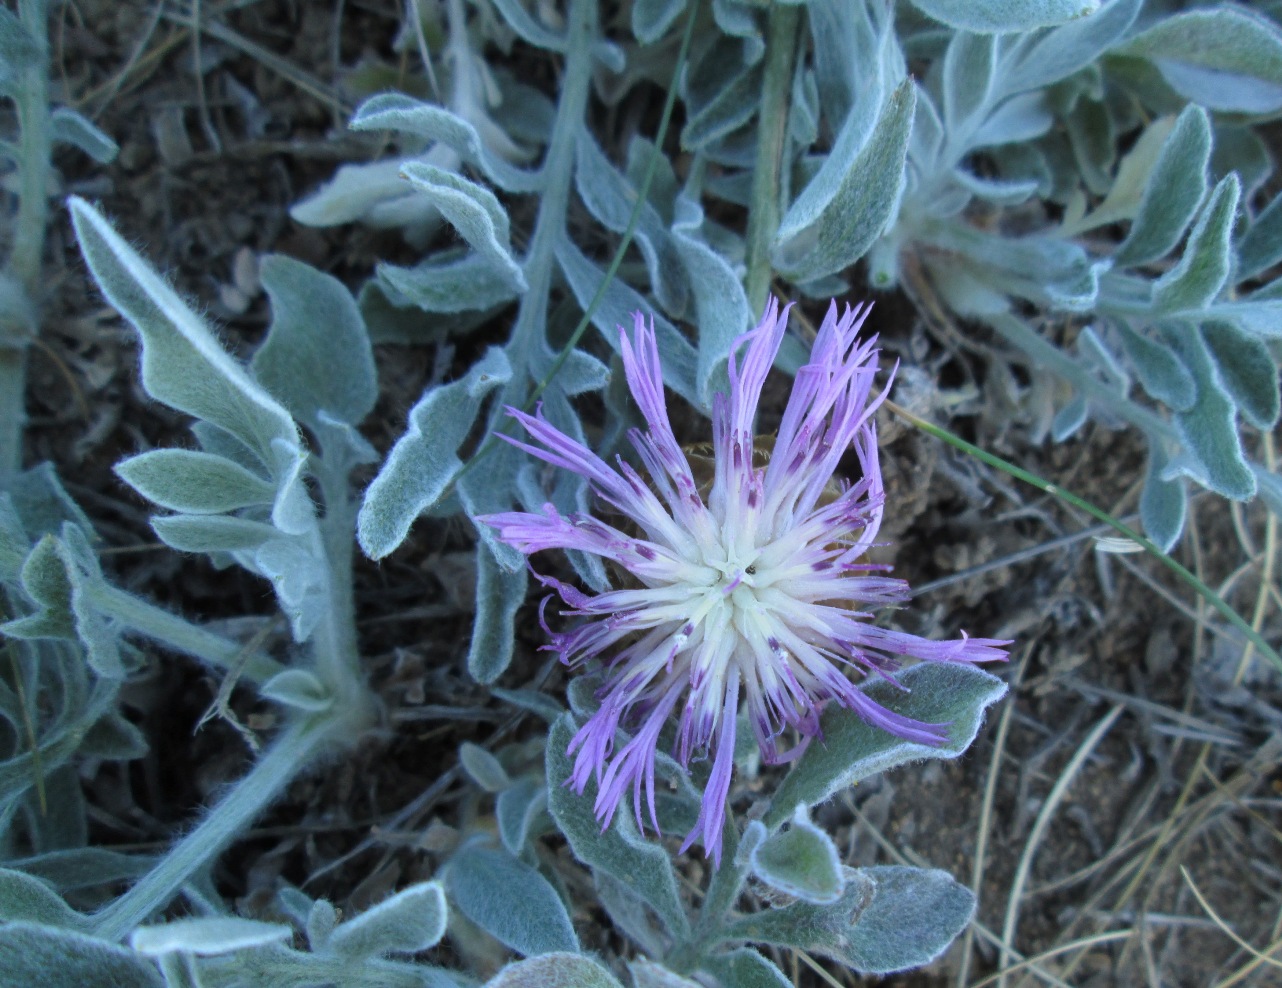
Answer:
xmin=744 ymin=3 xmax=801 ymax=318
xmin=91 ymin=714 xmax=335 ymax=941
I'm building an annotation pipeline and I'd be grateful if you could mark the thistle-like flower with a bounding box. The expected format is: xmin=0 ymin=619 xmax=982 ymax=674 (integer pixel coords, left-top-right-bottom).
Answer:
xmin=477 ymin=299 xmax=1008 ymax=864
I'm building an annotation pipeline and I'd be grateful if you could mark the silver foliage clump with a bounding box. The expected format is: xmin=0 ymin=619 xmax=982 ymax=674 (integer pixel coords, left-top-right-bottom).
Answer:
xmin=2 ymin=1 xmax=1281 ymax=986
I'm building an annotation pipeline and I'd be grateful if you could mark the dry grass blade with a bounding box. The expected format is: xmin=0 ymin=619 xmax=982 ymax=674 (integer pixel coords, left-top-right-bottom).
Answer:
xmin=998 ymin=705 xmax=1124 ymax=988
xmin=1179 ymin=866 xmax=1282 ymax=972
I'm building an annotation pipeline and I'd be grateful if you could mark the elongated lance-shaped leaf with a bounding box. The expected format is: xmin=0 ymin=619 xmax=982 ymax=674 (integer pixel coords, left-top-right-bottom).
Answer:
xmin=910 ymin=0 xmax=1100 ymax=32
xmin=1152 ymin=174 xmax=1240 ymax=314
xmin=764 ymin=663 xmax=1006 ymax=830
xmin=357 ymin=347 xmax=512 ymax=559
xmin=325 ymin=880 xmax=448 ymax=956
xmin=115 ymin=450 xmax=276 ymax=515
xmin=546 ymin=715 xmax=689 ymax=937
xmin=774 ymin=80 xmax=915 ymax=281
xmin=446 ymin=844 xmax=579 ymax=956
xmin=1112 ymin=105 xmax=1210 ymax=269
xmin=130 ymin=918 xmax=292 ymax=956
xmin=68 ymin=198 xmax=312 ymax=538
xmin=999 ymin=0 xmax=1141 ymax=95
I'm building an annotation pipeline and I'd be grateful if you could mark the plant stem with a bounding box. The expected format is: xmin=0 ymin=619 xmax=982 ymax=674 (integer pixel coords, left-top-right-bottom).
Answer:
xmin=744 ymin=2 xmax=800 ymax=318
xmin=311 ymin=445 xmax=367 ymax=713
xmin=91 ymin=714 xmax=335 ymax=941
xmin=85 ymin=581 xmax=286 ymax=685
xmin=0 ymin=0 xmax=50 ymax=483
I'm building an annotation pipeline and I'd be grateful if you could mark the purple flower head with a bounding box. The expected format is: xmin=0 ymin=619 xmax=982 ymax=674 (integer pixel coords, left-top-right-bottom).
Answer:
xmin=477 ymin=299 xmax=1009 ymax=866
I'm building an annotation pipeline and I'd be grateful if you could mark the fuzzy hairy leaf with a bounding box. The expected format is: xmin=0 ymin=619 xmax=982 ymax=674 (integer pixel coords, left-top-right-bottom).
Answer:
xmin=1112 ymin=105 xmax=1210 ymax=269
xmin=379 ymin=252 xmax=522 ymax=314
xmin=747 ymin=811 xmax=843 ymax=904
xmin=632 ymin=0 xmax=686 ymax=43
xmin=1202 ymin=321 xmax=1281 ymax=430
xmin=485 ymin=953 xmax=625 ymax=988
xmin=115 ymin=449 xmax=275 ymax=515
xmin=253 ymin=255 xmax=377 ymax=431
xmin=1237 ymin=191 xmax=1282 ymax=282
xmin=447 ymin=844 xmax=578 ymax=956
xmin=49 ymin=108 xmax=118 ymax=163
xmin=460 ymin=742 xmax=511 ymax=793
xmin=1116 ymin=324 xmax=1195 ymax=412
xmin=400 ymin=162 xmax=526 ymax=292
xmin=1162 ymin=324 xmax=1256 ymax=501
xmin=351 ymin=93 xmax=540 ymax=193
xmin=497 ymin=777 xmax=548 ymax=854
xmin=764 ymin=664 xmax=1007 ymax=830
xmin=326 ymin=880 xmax=448 ymax=957
xmin=1117 ymin=6 xmax=1282 ymax=114
xmin=729 ymin=865 xmax=973 ymax=975
xmin=774 ymin=80 xmax=914 ymax=280
xmin=0 ymin=869 xmax=85 ymax=927
xmin=0 ymin=923 xmax=163 ymax=988
xmin=1141 ymin=444 xmax=1187 ymax=552
xmin=130 ymin=918 xmax=292 ymax=956
xmin=466 ymin=540 xmax=528 ymax=684
xmin=909 ymin=0 xmax=1099 ymax=33
xmin=942 ymin=32 xmax=996 ymax=140
xmin=150 ymin=514 xmax=279 ymax=554
xmin=69 ymin=198 xmax=311 ymax=538
xmin=545 ymin=715 xmax=689 ymax=937
xmin=1000 ymin=0 xmax=1140 ymax=94
xmin=700 ymin=949 xmax=792 ymax=988
xmin=357 ymin=347 xmax=511 ymax=559
xmin=1152 ymin=174 xmax=1239 ymax=314
xmin=260 ymin=669 xmax=333 ymax=712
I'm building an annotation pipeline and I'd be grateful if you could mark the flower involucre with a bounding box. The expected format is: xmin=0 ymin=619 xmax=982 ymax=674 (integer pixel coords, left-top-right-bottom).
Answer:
xmin=477 ymin=299 xmax=1008 ymax=864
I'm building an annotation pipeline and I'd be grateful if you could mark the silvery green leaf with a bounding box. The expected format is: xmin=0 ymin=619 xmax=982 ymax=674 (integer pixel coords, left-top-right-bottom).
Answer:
xmin=115 ymin=450 xmax=275 ymax=515
xmin=150 ymin=514 xmax=279 ymax=553
xmin=807 ymin=0 xmax=890 ymax=128
xmin=252 ymin=535 xmax=328 ymax=642
xmin=485 ymin=953 xmax=625 ymax=988
xmin=712 ymin=0 xmax=763 ymax=54
xmin=681 ymin=63 xmax=761 ymax=151
xmin=999 ymin=0 xmax=1140 ymax=94
xmin=460 ymin=742 xmax=511 ymax=793
xmin=774 ymin=80 xmax=914 ymax=281
xmin=924 ymin=258 xmax=1010 ymax=317
xmin=554 ymin=235 xmax=699 ymax=406
xmin=1141 ymin=445 xmax=1186 ymax=551
xmin=1162 ymin=324 xmax=1256 ymax=501
xmin=260 ymin=669 xmax=333 ymax=712
xmin=942 ymin=31 xmax=995 ymax=141
xmin=1116 ymin=7 xmax=1282 ymax=114
xmin=951 ymin=169 xmax=1038 ymax=205
xmin=1066 ymin=97 xmax=1114 ymax=196
xmin=0 ymin=923 xmax=163 ymax=988
xmin=489 ymin=0 xmax=621 ymax=68
xmin=750 ymin=808 xmax=844 ymax=904
xmin=934 ymin=226 xmax=1098 ymax=311
xmin=357 ymin=347 xmax=511 ymax=559
xmin=671 ymin=200 xmax=750 ymax=409
xmin=326 ymin=880 xmax=448 ymax=956
xmin=400 ymin=163 xmax=526 ymax=293
xmin=7 ymin=463 xmax=93 ymax=543
xmin=491 ymin=687 xmax=564 ymax=723
xmin=909 ymin=0 xmax=1099 ymax=32
xmin=466 ymin=540 xmax=527 ymax=684
xmin=546 ymin=715 xmax=689 ymax=936
xmin=1237 ymin=192 xmax=1282 ymax=282
xmin=764 ymin=664 xmax=1006 ymax=830
xmin=70 ymin=199 xmax=309 ymax=538
xmin=700 ymin=950 xmax=791 ymax=988
xmin=306 ymin=899 xmax=337 ymax=950
xmin=629 ymin=959 xmax=701 ymax=988
xmin=49 ymin=108 xmax=118 ymax=163
xmin=574 ymin=130 xmax=688 ymax=317
xmin=632 ymin=0 xmax=686 ymax=43
xmin=1113 ymin=105 xmax=1210 ymax=269
xmin=498 ymin=777 xmax=547 ymax=854
xmin=970 ymin=91 xmax=1052 ymax=147
xmin=1202 ymin=321 xmax=1281 ymax=430
xmin=1050 ymin=393 xmax=1088 ymax=442
xmin=131 ymin=918 xmax=292 ymax=956
xmin=82 ymin=711 xmax=148 ymax=760
xmin=447 ymin=844 xmax=579 ymax=956
xmin=1153 ymin=175 xmax=1240 ymax=314
xmin=789 ymin=64 xmax=819 ymax=147
xmin=378 ymin=251 xmax=522 ymax=314
xmin=730 ymin=865 xmax=973 ymax=974
xmin=291 ymin=158 xmax=431 ymax=230
xmin=1115 ymin=324 xmax=1193 ymax=411
xmin=351 ymin=94 xmax=540 ymax=193
xmin=253 ymin=255 xmax=377 ymax=431
xmin=7 ymin=849 xmax=152 ymax=894
xmin=0 ymin=869 xmax=84 ymax=927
